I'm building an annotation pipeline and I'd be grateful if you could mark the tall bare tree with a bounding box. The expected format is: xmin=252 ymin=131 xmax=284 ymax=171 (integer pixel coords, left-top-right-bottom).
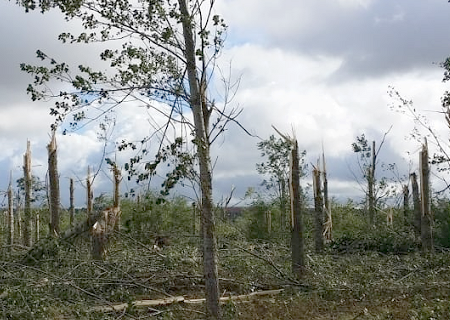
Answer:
xmin=23 ymin=141 xmax=32 ymax=247
xmin=313 ymin=163 xmax=324 ymax=253
xmin=48 ymin=132 xmax=60 ymax=236
xmin=290 ymin=140 xmax=305 ymax=278
xmin=420 ymin=139 xmax=433 ymax=252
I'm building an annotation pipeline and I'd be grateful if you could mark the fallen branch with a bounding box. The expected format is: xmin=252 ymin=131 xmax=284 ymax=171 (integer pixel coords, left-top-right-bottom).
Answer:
xmin=91 ymin=289 xmax=284 ymax=312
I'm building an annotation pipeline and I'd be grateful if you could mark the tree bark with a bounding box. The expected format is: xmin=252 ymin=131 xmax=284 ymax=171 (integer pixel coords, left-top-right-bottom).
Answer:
xmin=91 ymin=164 xmax=121 ymax=260
xmin=403 ymin=184 xmax=409 ymax=226
xmin=313 ymin=166 xmax=324 ymax=253
xmin=411 ymin=172 xmax=421 ymax=239
xmin=368 ymin=140 xmax=376 ymax=225
xmin=178 ymin=0 xmax=220 ymax=318
xmin=48 ymin=132 xmax=60 ymax=236
xmin=420 ymin=140 xmax=433 ymax=252
xmin=23 ymin=140 xmax=32 ymax=247
xmin=322 ymin=151 xmax=332 ymax=241
xmin=290 ymin=140 xmax=305 ymax=278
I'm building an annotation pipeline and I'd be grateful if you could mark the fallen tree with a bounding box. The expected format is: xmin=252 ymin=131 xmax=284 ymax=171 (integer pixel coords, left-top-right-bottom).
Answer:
xmin=21 ymin=164 xmax=121 ymax=264
xmin=90 ymin=289 xmax=285 ymax=313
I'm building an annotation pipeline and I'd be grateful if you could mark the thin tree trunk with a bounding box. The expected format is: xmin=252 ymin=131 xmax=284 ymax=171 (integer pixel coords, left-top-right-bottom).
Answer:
xmin=322 ymin=150 xmax=332 ymax=241
xmin=368 ymin=140 xmax=376 ymax=225
xmin=16 ymin=200 xmax=22 ymax=241
xmin=313 ymin=166 xmax=324 ymax=253
xmin=87 ymin=166 xmax=93 ymax=217
xmin=290 ymin=140 xmax=305 ymax=278
xmin=48 ymin=132 xmax=60 ymax=236
xmin=70 ymin=178 xmax=75 ymax=227
xmin=7 ymin=172 xmax=14 ymax=250
xmin=192 ymin=202 xmax=197 ymax=235
xmin=113 ymin=164 xmax=121 ymax=231
xmin=23 ymin=140 xmax=32 ymax=247
xmin=420 ymin=140 xmax=433 ymax=252
xmin=178 ymin=0 xmax=220 ymax=318
xmin=403 ymin=184 xmax=409 ymax=226
xmin=411 ymin=172 xmax=421 ymax=239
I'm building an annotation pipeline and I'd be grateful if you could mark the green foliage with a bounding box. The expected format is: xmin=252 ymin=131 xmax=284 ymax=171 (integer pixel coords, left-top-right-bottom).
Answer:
xmin=432 ymin=197 xmax=450 ymax=248
xmin=256 ymin=135 xmax=307 ymax=198
xmin=329 ymin=201 xmax=418 ymax=254
xmin=5 ymin=194 xmax=450 ymax=318
xmin=237 ymin=200 xmax=274 ymax=240
xmin=121 ymin=191 xmax=193 ymax=240
xmin=16 ymin=175 xmax=47 ymax=205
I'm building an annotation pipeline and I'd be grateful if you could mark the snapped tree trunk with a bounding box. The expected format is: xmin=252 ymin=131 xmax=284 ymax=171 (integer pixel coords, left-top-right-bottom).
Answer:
xmin=420 ymin=140 xmax=433 ymax=252
xmin=411 ymin=172 xmax=421 ymax=239
xmin=322 ymin=151 xmax=332 ymax=241
xmin=23 ymin=140 xmax=32 ymax=247
xmin=91 ymin=164 xmax=121 ymax=260
xmin=48 ymin=132 xmax=60 ymax=236
xmin=290 ymin=140 xmax=305 ymax=278
xmin=313 ymin=166 xmax=324 ymax=253
xmin=368 ymin=140 xmax=376 ymax=225
xmin=178 ymin=0 xmax=220 ymax=318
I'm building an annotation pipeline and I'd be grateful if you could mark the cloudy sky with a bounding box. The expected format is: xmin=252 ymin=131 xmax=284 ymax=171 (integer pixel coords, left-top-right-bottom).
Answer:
xmin=1 ymin=0 xmax=450 ymax=208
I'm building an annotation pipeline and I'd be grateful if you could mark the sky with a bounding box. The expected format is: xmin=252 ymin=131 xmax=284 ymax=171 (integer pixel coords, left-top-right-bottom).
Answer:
xmin=1 ymin=0 xmax=450 ymax=209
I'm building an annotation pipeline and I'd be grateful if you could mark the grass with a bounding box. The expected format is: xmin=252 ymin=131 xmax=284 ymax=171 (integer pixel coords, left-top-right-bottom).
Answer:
xmin=2 ymin=230 xmax=450 ymax=319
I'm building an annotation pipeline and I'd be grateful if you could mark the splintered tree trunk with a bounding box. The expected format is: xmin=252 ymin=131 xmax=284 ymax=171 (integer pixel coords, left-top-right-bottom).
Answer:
xmin=313 ymin=166 xmax=324 ymax=253
xmin=91 ymin=164 xmax=122 ymax=260
xmin=411 ymin=172 xmax=421 ymax=239
xmin=179 ymin=0 xmax=220 ymax=318
xmin=7 ymin=173 xmax=14 ymax=249
xmin=48 ymin=132 xmax=60 ymax=236
xmin=322 ymin=150 xmax=332 ymax=241
xmin=420 ymin=140 xmax=433 ymax=252
xmin=368 ymin=140 xmax=376 ymax=225
xmin=69 ymin=178 xmax=75 ymax=227
xmin=290 ymin=140 xmax=305 ymax=278
xmin=23 ymin=140 xmax=32 ymax=247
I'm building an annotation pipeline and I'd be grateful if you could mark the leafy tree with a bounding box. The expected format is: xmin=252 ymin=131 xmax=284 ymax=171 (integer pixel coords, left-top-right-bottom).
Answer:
xmin=256 ymin=135 xmax=306 ymax=229
xmin=351 ymin=132 xmax=395 ymax=225
xmin=17 ymin=0 xmax=238 ymax=317
xmin=16 ymin=175 xmax=47 ymax=205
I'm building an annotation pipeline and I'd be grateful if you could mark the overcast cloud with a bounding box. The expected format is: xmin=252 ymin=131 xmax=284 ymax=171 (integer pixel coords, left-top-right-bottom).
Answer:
xmin=1 ymin=0 xmax=450 ymax=208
